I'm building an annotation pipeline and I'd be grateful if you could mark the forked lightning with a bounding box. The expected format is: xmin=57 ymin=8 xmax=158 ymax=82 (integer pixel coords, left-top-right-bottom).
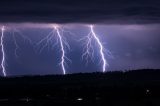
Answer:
xmin=81 ymin=25 xmax=109 ymax=72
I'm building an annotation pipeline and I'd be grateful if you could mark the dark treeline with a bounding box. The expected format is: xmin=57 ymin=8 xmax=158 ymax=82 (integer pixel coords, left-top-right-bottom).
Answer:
xmin=0 ymin=69 xmax=160 ymax=106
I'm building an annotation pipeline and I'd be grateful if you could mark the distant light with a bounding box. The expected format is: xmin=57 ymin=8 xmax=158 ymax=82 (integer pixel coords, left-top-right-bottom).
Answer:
xmin=20 ymin=98 xmax=31 ymax=102
xmin=146 ymin=89 xmax=150 ymax=93
xmin=146 ymin=89 xmax=151 ymax=95
xmin=77 ymin=98 xmax=83 ymax=101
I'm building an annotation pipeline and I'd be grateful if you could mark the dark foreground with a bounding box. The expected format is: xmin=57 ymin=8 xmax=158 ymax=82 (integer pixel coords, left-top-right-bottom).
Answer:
xmin=0 ymin=69 xmax=160 ymax=106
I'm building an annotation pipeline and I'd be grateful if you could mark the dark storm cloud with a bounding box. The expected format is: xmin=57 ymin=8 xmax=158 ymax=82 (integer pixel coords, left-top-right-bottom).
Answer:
xmin=0 ymin=0 xmax=160 ymax=24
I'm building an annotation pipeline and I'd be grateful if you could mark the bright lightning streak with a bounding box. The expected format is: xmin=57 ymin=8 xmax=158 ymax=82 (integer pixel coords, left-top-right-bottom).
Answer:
xmin=36 ymin=25 xmax=71 ymax=75
xmin=0 ymin=27 xmax=31 ymax=76
xmin=90 ymin=25 xmax=107 ymax=72
xmin=54 ymin=26 xmax=66 ymax=75
xmin=1 ymin=26 xmax=6 ymax=76
xmin=81 ymin=25 xmax=109 ymax=72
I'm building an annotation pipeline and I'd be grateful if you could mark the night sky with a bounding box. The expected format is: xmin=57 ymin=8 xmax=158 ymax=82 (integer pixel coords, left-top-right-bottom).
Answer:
xmin=0 ymin=0 xmax=160 ymax=76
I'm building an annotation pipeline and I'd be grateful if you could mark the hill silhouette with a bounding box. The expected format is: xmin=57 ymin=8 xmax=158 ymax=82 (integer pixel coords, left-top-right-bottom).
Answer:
xmin=0 ymin=69 xmax=160 ymax=106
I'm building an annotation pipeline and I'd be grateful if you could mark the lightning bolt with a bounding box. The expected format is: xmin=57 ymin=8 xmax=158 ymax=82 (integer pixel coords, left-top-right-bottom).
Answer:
xmin=54 ymin=26 xmax=67 ymax=75
xmin=1 ymin=26 xmax=6 ymax=76
xmin=81 ymin=25 xmax=110 ymax=72
xmin=0 ymin=27 xmax=32 ymax=76
xmin=90 ymin=25 xmax=108 ymax=72
xmin=36 ymin=25 xmax=71 ymax=75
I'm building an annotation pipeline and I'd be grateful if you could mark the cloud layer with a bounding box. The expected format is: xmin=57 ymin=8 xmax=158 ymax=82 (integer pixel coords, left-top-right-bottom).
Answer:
xmin=0 ymin=0 xmax=160 ymax=24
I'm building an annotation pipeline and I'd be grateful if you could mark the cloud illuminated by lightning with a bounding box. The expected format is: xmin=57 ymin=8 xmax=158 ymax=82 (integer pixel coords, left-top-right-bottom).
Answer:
xmin=36 ymin=25 xmax=71 ymax=75
xmin=81 ymin=25 xmax=111 ymax=72
xmin=1 ymin=26 xmax=6 ymax=76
